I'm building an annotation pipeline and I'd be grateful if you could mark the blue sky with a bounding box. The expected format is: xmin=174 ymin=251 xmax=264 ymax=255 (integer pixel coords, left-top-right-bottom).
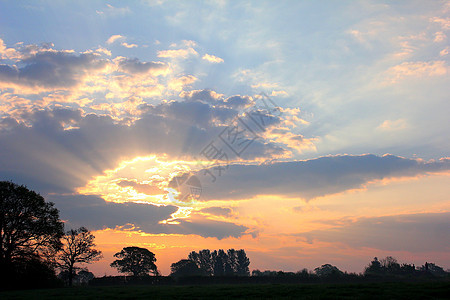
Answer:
xmin=0 ymin=1 xmax=449 ymax=275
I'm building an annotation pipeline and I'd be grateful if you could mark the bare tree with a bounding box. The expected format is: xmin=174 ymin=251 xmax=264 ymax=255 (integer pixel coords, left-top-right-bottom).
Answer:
xmin=57 ymin=227 xmax=102 ymax=286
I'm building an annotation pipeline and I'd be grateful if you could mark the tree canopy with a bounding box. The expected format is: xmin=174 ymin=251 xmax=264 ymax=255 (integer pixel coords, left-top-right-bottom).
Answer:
xmin=110 ymin=246 xmax=159 ymax=276
xmin=0 ymin=181 xmax=65 ymax=288
xmin=0 ymin=181 xmax=64 ymax=266
xmin=314 ymin=264 xmax=344 ymax=278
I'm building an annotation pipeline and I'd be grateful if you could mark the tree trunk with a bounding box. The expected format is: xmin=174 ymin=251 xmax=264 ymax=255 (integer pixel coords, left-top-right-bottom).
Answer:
xmin=68 ymin=265 xmax=73 ymax=286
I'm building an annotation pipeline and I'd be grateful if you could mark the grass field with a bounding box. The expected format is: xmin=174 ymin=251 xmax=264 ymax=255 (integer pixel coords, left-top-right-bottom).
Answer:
xmin=1 ymin=281 xmax=449 ymax=299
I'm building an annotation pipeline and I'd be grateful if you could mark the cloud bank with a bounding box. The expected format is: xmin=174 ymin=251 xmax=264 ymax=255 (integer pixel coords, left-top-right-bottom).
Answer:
xmin=196 ymin=155 xmax=450 ymax=200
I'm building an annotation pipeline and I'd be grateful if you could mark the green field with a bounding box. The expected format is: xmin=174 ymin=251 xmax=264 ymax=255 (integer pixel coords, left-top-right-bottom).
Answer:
xmin=1 ymin=282 xmax=449 ymax=299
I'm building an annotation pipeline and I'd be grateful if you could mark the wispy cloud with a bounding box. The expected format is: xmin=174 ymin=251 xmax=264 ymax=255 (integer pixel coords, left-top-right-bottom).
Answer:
xmin=158 ymin=47 xmax=198 ymax=59
xmin=96 ymin=4 xmax=131 ymax=16
xmin=384 ymin=61 xmax=447 ymax=84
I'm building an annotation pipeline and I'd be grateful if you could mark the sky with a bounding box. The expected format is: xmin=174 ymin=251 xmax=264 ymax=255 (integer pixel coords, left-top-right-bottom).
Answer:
xmin=0 ymin=0 xmax=449 ymax=276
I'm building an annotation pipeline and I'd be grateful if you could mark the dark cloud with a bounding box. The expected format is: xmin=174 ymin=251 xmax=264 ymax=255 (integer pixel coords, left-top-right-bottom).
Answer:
xmin=297 ymin=212 xmax=450 ymax=252
xmin=164 ymin=215 xmax=248 ymax=239
xmin=180 ymin=89 xmax=253 ymax=109
xmin=117 ymin=58 xmax=167 ymax=75
xmin=48 ymin=194 xmax=247 ymax=239
xmin=0 ymin=51 xmax=108 ymax=89
xmin=52 ymin=194 xmax=177 ymax=230
xmin=223 ymin=95 xmax=252 ymax=108
xmin=196 ymin=154 xmax=450 ymax=200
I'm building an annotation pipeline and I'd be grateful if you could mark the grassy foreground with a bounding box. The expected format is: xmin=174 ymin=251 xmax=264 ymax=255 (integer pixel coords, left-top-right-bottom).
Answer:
xmin=1 ymin=281 xmax=449 ymax=299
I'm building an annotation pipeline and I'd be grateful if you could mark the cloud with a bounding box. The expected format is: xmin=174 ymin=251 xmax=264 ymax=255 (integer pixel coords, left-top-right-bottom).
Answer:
xmin=97 ymin=4 xmax=131 ymax=17
xmin=116 ymin=180 xmax=165 ymax=196
xmin=168 ymin=75 xmax=197 ymax=91
xmin=121 ymin=42 xmax=138 ymax=48
xmin=180 ymin=89 xmax=224 ymax=103
xmin=384 ymin=61 xmax=447 ymax=84
xmin=0 ymin=94 xmax=292 ymax=194
xmin=49 ymin=194 xmax=247 ymax=239
xmin=95 ymin=47 xmax=112 ymax=56
xmin=202 ymin=53 xmax=224 ymax=63
xmin=298 ymin=212 xmax=450 ymax=252
xmin=0 ymin=38 xmax=20 ymax=60
xmin=0 ymin=50 xmax=110 ymax=91
xmin=195 ymin=154 xmax=450 ymax=201
xmin=116 ymin=57 xmax=168 ymax=75
xmin=376 ymin=119 xmax=408 ymax=131
xmin=106 ymin=34 xmax=125 ymax=44
xmin=180 ymin=89 xmax=253 ymax=110
xmin=434 ymin=31 xmax=446 ymax=43
xmin=199 ymin=206 xmax=232 ymax=217
xmin=157 ymin=48 xmax=198 ymax=59
xmin=431 ymin=17 xmax=450 ymax=30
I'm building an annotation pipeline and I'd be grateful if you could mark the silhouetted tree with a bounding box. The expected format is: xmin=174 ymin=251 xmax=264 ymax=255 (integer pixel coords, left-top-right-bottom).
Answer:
xmin=419 ymin=262 xmax=447 ymax=276
xmin=170 ymin=259 xmax=204 ymax=277
xmin=314 ymin=264 xmax=343 ymax=278
xmin=212 ymin=249 xmax=227 ymax=276
xmin=235 ymin=249 xmax=250 ymax=276
xmin=0 ymin=181 xmax=64 ymax=265
xmin=380 ymin=256 xmax=401 ymax=274
xmin=0 ymin=181 xmax=64 ymax=288
xmin=188 ymin=249 xmax=251 ymax=276
xmin=364 ymin=257 xmax=383 ymax=276
xmin=296 ymin=268 xmax=311 ymax=278
xmin=56 ymin=227 xmax=102 ymax=286
xmin=188 ymin=249 xmax=213 ymax=276
xmin=111 ymin=246 xmax=158 ymax=276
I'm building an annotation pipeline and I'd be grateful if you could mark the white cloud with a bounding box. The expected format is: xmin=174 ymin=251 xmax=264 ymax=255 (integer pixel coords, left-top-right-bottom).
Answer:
xmin=202 ymin=53 xmax=224 ymax=63
xmin=95 ymin=47 xmax=112 ymax=56
xmin=121 ymin=42 xmax=138 ymax=48
xmin=106 ymin=34 xmax=125 ymax=44
xmin=158 ymin=47 xmax=198 ymax=59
